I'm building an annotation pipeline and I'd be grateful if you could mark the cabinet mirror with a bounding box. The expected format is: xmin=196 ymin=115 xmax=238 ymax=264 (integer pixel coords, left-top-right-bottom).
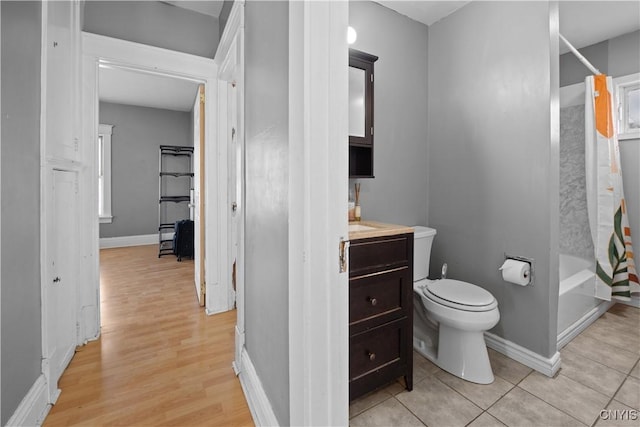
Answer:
xmin=349 ymin=49 xmax=378 ymax=178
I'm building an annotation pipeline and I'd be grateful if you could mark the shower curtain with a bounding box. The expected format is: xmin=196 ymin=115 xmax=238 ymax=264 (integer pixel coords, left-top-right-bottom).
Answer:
xmin=585 ymin=74 xmax=640 ymax=301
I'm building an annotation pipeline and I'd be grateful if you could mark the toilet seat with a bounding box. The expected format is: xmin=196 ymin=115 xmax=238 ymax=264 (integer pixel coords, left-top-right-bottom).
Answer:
xmin=423 ymin=279 xmax=497 ymax=312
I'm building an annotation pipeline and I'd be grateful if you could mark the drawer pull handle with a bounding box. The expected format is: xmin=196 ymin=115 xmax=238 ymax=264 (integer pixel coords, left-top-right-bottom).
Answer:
xmin=368 ymin=297 xmax=377 ymax=306
xmin=367 ymin=351 xmax=376 ymax=361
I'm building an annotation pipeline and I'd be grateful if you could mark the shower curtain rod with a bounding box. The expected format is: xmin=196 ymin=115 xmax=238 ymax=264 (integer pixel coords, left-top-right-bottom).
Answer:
xmin=559 ymin=33 xmax=601 ymax=75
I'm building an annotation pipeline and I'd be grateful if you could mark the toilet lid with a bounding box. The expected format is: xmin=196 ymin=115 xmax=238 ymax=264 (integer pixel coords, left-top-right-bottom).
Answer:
xmin=423 ymin=279 xmax=497 ymax=311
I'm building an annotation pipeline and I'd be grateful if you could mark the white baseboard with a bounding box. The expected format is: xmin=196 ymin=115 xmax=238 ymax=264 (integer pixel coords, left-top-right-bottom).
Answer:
xmin=557 ymin=300 xmax=614 ymax=350
xmin=485 ymin=332 xmax=561 ymax=377
xmin=238 ymin=347 xmax=279 ymax=427
xmin=6 ymin=374 xmax=51 ymax=427
xmin=232 ymin=326 xmax=245 ymax=376
xmin=99 ymin=233 xmax=173 ymax=249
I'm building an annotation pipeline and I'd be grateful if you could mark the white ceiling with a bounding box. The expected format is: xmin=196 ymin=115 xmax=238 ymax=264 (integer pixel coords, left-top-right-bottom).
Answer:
xmin=377 ymin=1 xmax=640 ymax=54
xmin=100 ymin=1 xmax=639 ymax=111
xmin=377 ymin=1 xmax=471 ymax=26
xmin=99 ymin=66 xmax=200 ymax=112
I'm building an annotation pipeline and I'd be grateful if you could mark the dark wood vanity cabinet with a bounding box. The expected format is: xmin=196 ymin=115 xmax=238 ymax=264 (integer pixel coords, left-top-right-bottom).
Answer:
xmin=349 ymin=233 xmax=414 ymax=401
xmin=349 ymin=49 xmax=378 ymax=178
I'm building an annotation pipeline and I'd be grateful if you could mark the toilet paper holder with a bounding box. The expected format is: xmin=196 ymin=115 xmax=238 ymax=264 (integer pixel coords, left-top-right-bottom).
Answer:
xmin=500 ymin=254 xmax=534 ymax=286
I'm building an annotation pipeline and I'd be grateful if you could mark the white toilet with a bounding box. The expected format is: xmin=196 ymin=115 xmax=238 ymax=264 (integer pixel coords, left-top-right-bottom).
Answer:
xmin=412 ymin=226 xmax=500 ymax=384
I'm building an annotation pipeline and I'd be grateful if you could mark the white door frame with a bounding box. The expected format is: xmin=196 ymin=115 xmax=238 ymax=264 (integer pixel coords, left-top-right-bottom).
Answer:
xmin=79 ymin=33 xmax=228 ymax=342
xmin=288 ymin=1 xmax=349 ymax=425
xmin=214 ymin=0 xmax=245 ymax=375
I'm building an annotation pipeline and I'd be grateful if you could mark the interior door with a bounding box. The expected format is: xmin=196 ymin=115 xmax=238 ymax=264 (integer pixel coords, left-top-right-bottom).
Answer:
xmin=193 ymin=84 xmax=206 ymax=306
xmin=45 ymin=0 xmax=78 ymax=161
xmin=45 ymin=169 xmax=78 ymax=401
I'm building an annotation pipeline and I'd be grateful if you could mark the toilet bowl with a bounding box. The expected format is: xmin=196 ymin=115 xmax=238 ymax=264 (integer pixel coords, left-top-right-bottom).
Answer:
xmin=414 ymin=279 xmax=499 ymax=384
xmin=412 ymin=226 xmax=500 ymax=384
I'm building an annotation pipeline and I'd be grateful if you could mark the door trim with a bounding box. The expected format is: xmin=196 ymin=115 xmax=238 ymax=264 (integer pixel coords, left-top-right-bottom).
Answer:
xmin=79 ymin=33 xmax=226 ymax=341
xmin=288 ymin=1 xmax=349 ymax=425
xmin=215 ymin=0 xmax=245 ymax=374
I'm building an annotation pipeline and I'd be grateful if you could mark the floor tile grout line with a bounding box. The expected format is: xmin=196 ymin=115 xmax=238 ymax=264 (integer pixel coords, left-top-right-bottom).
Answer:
xmin=579 ymin=330 xmax=640 ymax=361
xmin=560 ymin=344 xmax=640 ymax=375
xmin=392 ymin=395 xmax=428 ymax=427
xmin=508 ymin=385 xmax=591 ymax=427
xmin=554 ymin=355 xmax=631 ymax=399
xmin=348 ymin=389 xmax=395 ymax=420
xmin=349 ymin=306 xmax=639 ymax=427
xmin=481 ymin=370 xmax=534 ymax=427
xmin=350 ymin=368 xmax=633 ymax=427
xmin=519 ymin=367 xmax=616 ymax=426
xmin=520 ymin=372 xmax=613 ymax=427
xmin=394 ymin=372 xmax=484 ymax=427
xmin=589 ymin=375 xmax=630 ymax=427
xmin=565 ymin=341 xmax=640 ymax=376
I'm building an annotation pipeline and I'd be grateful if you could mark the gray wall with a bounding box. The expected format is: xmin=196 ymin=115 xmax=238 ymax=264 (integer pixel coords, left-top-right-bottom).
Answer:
xmin=348 ymin=1 xmax=429 ymax=227
xmin=428 ymin=1 xmax=559 ymax=357
xmin=99 ymin=102 xmax=192 ymax=238
xmin=219 ymin=0 xmax=234 ymax=40
xmin=1 ymin=1 xmax=42 ymax=423
xmin=608 ymin=30 xmax=640 ymax=77
xmin=244 ymin=1 xmax=289 ymax=424
xmin=560 ymin=30 xmax=640 ymax=86
xmin=559 ymin=40 xmax=609 ymax=87
xmin=83 ymin=1 xmax=220 ymax=58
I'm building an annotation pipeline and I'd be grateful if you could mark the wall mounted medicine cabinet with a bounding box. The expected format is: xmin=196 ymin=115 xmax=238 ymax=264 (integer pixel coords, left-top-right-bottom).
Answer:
xmin=349 ymin=49 xmax=378 ymax=178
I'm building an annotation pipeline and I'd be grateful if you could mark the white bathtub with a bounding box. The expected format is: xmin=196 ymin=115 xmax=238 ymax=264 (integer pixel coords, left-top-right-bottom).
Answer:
xmin=557 ymin=254 xmax=612 ymax=348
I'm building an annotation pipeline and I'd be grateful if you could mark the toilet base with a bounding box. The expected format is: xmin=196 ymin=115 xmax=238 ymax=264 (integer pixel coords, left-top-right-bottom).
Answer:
xmin=437 ymin=324 xmax=494 ymax=384
xmin=413 ymin=325 xmax=495 ymax=385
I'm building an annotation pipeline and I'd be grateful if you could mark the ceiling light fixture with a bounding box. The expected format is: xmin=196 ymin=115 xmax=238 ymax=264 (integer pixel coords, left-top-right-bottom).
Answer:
xmin=347 ymin=26 xmax=357 ymax=45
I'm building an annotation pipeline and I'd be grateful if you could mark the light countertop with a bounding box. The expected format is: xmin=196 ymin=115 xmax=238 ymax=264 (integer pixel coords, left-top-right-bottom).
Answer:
xmin=348 ymin=221 xmax=414 ymax=240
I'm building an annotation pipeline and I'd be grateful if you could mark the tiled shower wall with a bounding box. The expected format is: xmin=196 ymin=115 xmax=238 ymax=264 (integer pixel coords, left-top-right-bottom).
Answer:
xmin=559 ymin=105 xmax=595 ymax=261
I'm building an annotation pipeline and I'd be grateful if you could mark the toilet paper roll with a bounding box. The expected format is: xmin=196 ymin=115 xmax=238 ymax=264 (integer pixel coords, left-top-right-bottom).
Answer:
xmin=500 ymin=259 xmax=531 ymax=286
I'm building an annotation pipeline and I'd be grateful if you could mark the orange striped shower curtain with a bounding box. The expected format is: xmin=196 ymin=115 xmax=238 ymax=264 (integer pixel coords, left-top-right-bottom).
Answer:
xmin=585 ymin=74 xmax=639 ymax=301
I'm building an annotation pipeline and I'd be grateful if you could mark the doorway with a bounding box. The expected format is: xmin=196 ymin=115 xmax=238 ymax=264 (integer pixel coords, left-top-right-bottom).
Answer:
xmin=79 ymin=33 xmax=229 ymax=345
xmin=97 ymin=64 xmax=202 ymax=304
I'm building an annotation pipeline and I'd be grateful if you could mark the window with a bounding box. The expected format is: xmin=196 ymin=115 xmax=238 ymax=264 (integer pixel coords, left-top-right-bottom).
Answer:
xmin=615 ymin=73 xmax=640 ymax=140
xmin=98 ymin=124 xmax=113 ymax=223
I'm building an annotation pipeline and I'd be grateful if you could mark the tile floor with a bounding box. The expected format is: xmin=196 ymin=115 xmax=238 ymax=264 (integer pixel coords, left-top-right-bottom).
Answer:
xmin=349 ymin=303 xmax=640 ymax=427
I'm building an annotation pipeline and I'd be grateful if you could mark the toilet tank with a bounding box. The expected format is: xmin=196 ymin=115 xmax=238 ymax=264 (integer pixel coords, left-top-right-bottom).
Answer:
xmin=413 ymin=226 xmax=437 ymax=281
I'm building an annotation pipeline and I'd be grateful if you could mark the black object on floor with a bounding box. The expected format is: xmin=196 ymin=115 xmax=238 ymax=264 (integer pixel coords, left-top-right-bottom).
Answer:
xmin=173 ymin=219 xmax=194 ymax=262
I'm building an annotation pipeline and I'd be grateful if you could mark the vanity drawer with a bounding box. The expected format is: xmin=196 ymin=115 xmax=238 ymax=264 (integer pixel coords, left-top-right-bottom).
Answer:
xmin=349 ymin=318 xmax=405 ymax=381
xmin=350 ymin=267 xmax=410 ymax=328
xmin=350 ymin=234 xmax=412 ymax=276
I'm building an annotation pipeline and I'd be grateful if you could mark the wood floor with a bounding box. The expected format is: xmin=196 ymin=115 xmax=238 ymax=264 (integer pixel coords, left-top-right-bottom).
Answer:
xmin=44 ymin=244 xmax=254 ymax=426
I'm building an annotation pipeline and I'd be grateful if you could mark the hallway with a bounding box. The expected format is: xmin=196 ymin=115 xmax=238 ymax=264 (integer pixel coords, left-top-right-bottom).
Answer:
xmin=44 ymin=245 xmax=253 ymax=426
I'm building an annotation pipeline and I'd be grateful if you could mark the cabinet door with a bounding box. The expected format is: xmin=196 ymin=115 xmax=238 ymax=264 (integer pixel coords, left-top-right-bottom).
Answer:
xmin=349 ymin=317 xmax=410 ymax=401
xmin=44 ymin=169 xmax=79 ymax=401
xmin=44 ymin=1 xmax=78 ymax=161
xmin=349 ymin=267 xmax=410 ymax=331
xmin=349 ymin=49 xmax=378 ymax=178
xmin=349 ymin=52 xmax=375 ymax=147
xmin=350 ymin=235 xmax=411 ymax=277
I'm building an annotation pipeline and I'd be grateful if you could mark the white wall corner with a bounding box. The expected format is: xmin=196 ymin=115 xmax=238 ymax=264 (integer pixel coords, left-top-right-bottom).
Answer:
xmin=5 ymin=374 xmax=51 ymax=427
xmin=485 ymin=332 xmax=562 ymax=377
xmin=238 ymin=348 xmax=279 ymax=427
